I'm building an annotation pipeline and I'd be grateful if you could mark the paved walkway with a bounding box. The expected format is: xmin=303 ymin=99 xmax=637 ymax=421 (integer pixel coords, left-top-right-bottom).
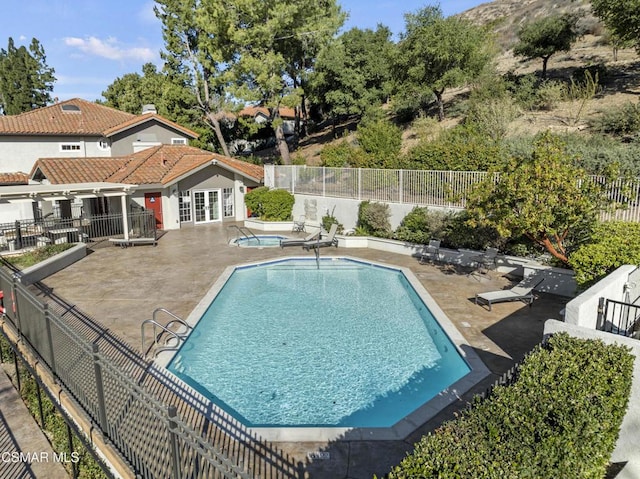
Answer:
xmin=0 ymin=367 xmax=69 ymax=479
xmin=38 ymin=223 xmax=568 ymax=478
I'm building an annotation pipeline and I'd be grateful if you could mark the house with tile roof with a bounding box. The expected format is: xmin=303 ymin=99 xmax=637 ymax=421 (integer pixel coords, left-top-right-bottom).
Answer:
xmin=0 ymin=98 xmax=199 ymax=182
xmin=29 ymin=145 xmax=264 ymax=230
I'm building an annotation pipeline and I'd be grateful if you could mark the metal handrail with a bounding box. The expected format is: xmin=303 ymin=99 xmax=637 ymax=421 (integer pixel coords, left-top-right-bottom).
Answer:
xmin=226 ymin=225 xmax=260 ymax=244
xmin=152 ymin=307 xmax=191 ymax=331
xmin=141 ymin=318 xmax=185 ymax=357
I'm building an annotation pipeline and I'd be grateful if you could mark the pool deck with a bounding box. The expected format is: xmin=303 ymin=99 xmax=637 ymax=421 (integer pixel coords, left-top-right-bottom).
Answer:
xmin=40 ymin=222 xmax=569 ymax=478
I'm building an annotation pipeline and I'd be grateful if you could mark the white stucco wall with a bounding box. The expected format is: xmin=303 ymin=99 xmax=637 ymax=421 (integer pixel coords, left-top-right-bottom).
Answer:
xmin=564 ymin=264 xmax=636 ymax=330
xmin=0 ymin=136 xmax=108 ymax=174
xmin=292 ymin=194 xmax=461 ymax=230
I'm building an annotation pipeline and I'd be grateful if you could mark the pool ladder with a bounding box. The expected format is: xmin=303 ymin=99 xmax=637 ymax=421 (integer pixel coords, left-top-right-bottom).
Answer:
xmin=227 ymin=225 xmax=260 ymax=245
xmin=141 ymin=308 xmax=192 ymax=358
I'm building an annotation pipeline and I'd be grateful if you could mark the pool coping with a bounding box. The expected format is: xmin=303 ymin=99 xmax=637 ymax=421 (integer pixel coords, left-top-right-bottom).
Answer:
xmin=156 ymin=255 xmax=491 ymax=442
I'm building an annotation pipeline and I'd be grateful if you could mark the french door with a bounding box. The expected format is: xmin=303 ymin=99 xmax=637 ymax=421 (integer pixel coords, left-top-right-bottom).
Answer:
xmin=193 ymin=189 xmax=221 ymax=224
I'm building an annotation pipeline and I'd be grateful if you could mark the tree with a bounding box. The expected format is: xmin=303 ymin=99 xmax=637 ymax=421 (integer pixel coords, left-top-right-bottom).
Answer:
xmin=513 ymin=14 xmax=581 ymax=78
xmin=155 ymin=0 xmax=237 ymax=156
xmin=0 ymin=37 xmax=55 ymax=115
xmin=591 ymin=0 xmax=640 ymax=52
xmin=102 ymin=63 xmax=167 ymax=114
xmin=230 ymin=0 xmax=345 ymax=163
xmin=394 ymin=6 xmax=494 ymax=121
xmin=156 ymin=0 xmax=344 ymax=163
xmin=309 ymin=26 xmax=394 ymax=126
xmin=465 ymin=132 xmax=611 ymax=264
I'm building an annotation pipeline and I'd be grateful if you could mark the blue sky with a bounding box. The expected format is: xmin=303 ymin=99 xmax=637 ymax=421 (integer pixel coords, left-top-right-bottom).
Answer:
xmin=2 ymin=0 xmax=485 ymax=103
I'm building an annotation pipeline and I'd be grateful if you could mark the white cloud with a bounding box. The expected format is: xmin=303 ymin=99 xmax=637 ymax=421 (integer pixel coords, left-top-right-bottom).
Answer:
xmin=63 ymin=36 xmax=156 ymax=62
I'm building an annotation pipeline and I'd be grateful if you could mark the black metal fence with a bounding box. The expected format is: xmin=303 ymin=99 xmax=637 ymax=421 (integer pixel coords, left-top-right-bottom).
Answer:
xmin=0 ymin=261 xmax=300 ymax=478
xmin=598 ymin=297 xmax=640 ymax=337
xmin=0 ymin=211 xmax=156 ymax=252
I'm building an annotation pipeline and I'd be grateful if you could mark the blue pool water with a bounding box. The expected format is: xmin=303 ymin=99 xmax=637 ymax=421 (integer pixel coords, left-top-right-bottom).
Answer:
xmin=167 ymin=258 xmax=470 ymax=428
xmin=233 ymin=235 xmax=287 ymax=247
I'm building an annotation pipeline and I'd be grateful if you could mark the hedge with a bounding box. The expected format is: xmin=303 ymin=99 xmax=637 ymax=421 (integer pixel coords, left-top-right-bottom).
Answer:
xmin=386 ymin=333 xmax=633 ymax=479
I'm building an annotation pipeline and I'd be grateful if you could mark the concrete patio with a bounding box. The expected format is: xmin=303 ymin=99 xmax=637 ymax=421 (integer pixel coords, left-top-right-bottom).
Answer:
xmin=40 ymin=222 xmax=569 ymax=478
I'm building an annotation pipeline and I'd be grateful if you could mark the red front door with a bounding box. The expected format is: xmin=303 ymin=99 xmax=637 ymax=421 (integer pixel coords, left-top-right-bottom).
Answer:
xmin=144 ymin=192 xmax=164 ymax=229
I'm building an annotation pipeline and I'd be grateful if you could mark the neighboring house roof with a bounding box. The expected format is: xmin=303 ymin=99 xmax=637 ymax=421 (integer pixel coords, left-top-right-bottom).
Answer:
xmin=238 ymin=106 xmax=296 ymax=120
xmin=30 ymin=145 xmax=264 ymax=186
xmin=0 ymin=98 xmax=198 ymax=139
xmin=0 ymin=172 xmax=29 ymax=186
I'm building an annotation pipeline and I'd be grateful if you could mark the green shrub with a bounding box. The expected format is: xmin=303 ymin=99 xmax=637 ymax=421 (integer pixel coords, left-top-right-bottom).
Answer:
xmin=244 ymin=187 xmax=294 ymax=221
xmin=321 ymin=206 xmax=344 ymax=234
xmin=443 ymin=210 xmax=503 ymax=250
xmin=386 ymin=333 xmax=633 ymax=479
xmin=357 ymin=201 xmax=391 ymax=237
xmin=536 ymin=79 xmax=566 ymax=110
xmin=319 ymin=139 xmax=369 ymax=167
xmin=356 ymin=117 xmax=402 ymax=168
xmin=590 ymin=101 xmax=640 ymax=140
xmin=393 ymin=207 xmax=449 ymax=244
xmin=569 ymin=221 xmax=640 ymax=289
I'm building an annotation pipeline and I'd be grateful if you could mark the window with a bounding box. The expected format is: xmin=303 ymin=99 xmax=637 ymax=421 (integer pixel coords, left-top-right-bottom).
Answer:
xmin=223 ymin=188 xmax=234 ymax=217
xmin=179 ymin=190 xmax=192 ymax=222
xmin=171 ymin=137 xmax=187 ymax=145
xmin=59 ymin=143 xmax=81 ymax=152
xmin=97 ymin=138 xmax=110 ymax=150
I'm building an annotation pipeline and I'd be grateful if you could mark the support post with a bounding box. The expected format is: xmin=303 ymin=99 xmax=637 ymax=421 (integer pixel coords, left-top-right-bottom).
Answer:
xmin=43 ymin=303 xmax=57 ymax=374
xmin=92 ymin=343 xmax=108 ymax=433
xmin=120 ymin=194 xmax=130 ymax=241
xmin=167 ymin=406 xmax=182 ymax=479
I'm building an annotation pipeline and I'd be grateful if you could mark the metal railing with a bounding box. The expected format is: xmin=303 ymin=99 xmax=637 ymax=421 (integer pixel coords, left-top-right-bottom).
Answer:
xmin=268 ymin=165 xmax=640 ymax=221
xmin=141 ymin=309 xmax=191 ymax=358
xmin=0 ymin=211 xmax=155 ymax=252
xmin=226 ymin=224 xmax=260 ymax=244
xmin=598 ymin=297 xmax=640 ymax=337
xmin=0 ymin=262 xmax=299 ymax=478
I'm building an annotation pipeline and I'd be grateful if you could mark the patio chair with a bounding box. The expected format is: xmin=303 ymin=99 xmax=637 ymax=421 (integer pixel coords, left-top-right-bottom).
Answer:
xmin=292 ymin=215 xmax=306 ymax=233
xmin=302 ymin=223 xmax=338 ymax=250
xmin=472 ymin=247 xmax=500 ymax=275
xmin=475 ymin=277 xmax=544 ymax=311
xmin=280 ymin=230 xmax=320 ymax=248
xmin=419 ymin=239 xmax=441 ymax=264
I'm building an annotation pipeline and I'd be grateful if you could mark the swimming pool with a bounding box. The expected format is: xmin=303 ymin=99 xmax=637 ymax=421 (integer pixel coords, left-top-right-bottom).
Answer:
xmin=232 ymin=235 xmax=287 ymax=247
xmin=165 ymin=258 xmax=488 ymax=440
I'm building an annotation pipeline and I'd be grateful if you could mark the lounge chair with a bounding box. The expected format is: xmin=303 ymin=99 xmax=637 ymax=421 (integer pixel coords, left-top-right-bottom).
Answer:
xmin=475 ymin=277 xmax=544 ymax=311
xmin=302 ymin=223 xmax=338 ymax=250
xmin=419 ymin=239 xmax=441 ymax=264
xmin=280 ymin=230 xmax=319 ymax=248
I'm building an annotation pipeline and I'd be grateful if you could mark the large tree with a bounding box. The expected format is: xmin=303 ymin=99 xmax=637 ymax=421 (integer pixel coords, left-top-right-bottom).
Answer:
xmin=229 ymin=0 xmax=345 ymax=163
xmin=102 ymin=63 xmax=167 ymax=114
xmin=156 ymin=0 xmax=344 ymax=162
xmin=394 ymin=6 xmax=493 ymax=121
xmin=513 ymin=14 xmax=581 ymax=78
xmin=309 ymin=26 xmax=394 ymax=126
xmin=0 ymin=37 xmax=55 ymax=115
xmin=591 ymin=0 xmax=640 ymax=52
xmin=465 ymin=132 xmax=611 ymax=264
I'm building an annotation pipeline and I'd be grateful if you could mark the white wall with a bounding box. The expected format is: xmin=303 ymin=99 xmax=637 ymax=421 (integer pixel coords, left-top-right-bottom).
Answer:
xmin=292 ymin=194 xmax=460 ymax=230
xmin=564 ymin=265 xmax=636 ymax=330
xmin=0 ymin=136 xmax=107 ymax=174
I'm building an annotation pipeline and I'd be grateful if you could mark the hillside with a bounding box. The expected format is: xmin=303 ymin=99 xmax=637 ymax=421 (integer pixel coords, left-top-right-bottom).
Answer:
xmin=297 ymin=0 xmax=640 ymax=165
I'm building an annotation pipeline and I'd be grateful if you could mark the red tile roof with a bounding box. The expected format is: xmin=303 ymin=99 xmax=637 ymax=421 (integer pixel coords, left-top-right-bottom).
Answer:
xmin=0 ymin=98 xmax=198 ymax=139
xmin=238 ymin=106 xmax=296 ymax=119
xmin=0 ymin=172 xmax=29 ymax=185
xmin=31 ymin=145 xmax=264 ymax=186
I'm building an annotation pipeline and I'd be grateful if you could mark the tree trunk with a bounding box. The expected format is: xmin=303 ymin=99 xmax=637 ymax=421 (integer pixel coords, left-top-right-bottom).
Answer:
xmin=275 ymin=123 xmax=291 ymax=165
xmin=435 ymin=90 xmax=445 ymax=122
xmin=541 ymin=56 xmax=550 ymax=79
xmin=205 ymin=112 xmax=230 ymax=157
xmin=538 ymin=236 xmax=568 ymax=264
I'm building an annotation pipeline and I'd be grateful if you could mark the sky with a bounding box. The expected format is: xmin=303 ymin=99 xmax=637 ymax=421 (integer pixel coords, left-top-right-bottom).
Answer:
xmin=1 ymin=0 xmax=486 ymax=104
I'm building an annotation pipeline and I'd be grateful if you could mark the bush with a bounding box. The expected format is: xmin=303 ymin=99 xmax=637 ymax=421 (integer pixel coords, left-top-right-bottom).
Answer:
xmin=590 ymin=101 xmax=640 ymax=140
xmin=386 ymin=333 xmax=633 ymax=479
xmin=244 ymin=187 xmax=294 ymax=221
xmin=319 ymin=139 xmax=369 ymax=167
xmin=321 ymin=206 xmax=344 ymax=234
xmin=393 ymin=207 xmax=449 ymax=244
xmin=443 ymin=210 xmax=503 ymax=250
xmin=536 ymin=79 xmax=566 ymax=110
xmin=569 ymin=221 xmax=640 ymax=289
xmin=7 ymin=243 xmax=75 ymax=269
xmin=357 ymin=201 xmax=391 ymax=237
xmin=356 ymin=117 xmax=403 ymax=168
